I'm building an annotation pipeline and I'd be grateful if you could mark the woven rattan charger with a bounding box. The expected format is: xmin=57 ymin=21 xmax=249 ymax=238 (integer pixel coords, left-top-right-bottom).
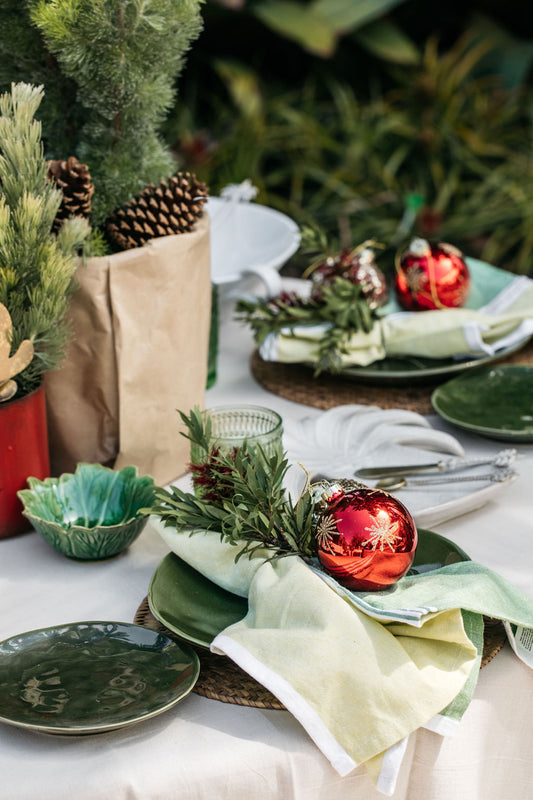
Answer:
xmin=134 ymin=597 xmax=284 ymax=709
xmin=250 ymin=339 xmax=533 ymax=416
xmin=134 ymin=597 xmax=506 ymax=710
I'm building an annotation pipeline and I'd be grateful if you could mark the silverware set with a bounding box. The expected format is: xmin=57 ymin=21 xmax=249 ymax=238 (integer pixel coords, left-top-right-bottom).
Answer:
xmin=354 ymin=449 xmax=517 ymax=480
xmin=373 ymin=469 xmax=517 ymax=492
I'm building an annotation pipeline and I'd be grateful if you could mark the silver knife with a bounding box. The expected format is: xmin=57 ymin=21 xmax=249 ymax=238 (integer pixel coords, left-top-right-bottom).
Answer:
xmin=354 ymin=449 xmax=517 ymax=480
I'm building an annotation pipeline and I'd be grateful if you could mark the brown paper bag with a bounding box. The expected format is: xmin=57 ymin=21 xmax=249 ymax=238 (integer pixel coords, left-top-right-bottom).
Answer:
xmin=44 ymin=215 xmax=211 ymax=485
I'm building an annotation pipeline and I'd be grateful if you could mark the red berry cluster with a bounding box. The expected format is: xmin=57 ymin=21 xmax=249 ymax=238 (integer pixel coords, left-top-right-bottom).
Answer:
xmin=190 ymin=446 xmax=239 ymax=503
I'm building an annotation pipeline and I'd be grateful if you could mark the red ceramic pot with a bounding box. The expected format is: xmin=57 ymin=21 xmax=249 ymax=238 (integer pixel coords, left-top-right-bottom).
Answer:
xmin=0 ymin=384 xmax=50 ymax=538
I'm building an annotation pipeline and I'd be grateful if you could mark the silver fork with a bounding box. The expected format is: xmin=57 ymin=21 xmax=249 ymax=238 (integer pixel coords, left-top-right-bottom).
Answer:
xmin=353 ymin=448 xmax=518 ymax=480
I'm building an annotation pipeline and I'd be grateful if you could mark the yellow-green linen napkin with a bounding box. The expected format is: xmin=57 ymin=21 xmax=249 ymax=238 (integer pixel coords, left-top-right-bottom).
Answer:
xmin=152 ymin=521 xmax=533 ymax=793
xmin=152 ymin=523 xmax=482 ymax=789
xmin=210 ymin=556 xmax=477 ymax=771
xmin=258 ymin=275 xmax=533 ymax=367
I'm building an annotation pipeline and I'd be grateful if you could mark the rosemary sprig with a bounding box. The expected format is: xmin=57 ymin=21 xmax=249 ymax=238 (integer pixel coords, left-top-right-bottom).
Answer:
xmin=149 ymin=408 xmax=317 ymax=561
xmin=236 ymin=276 xmax=378 ymax=374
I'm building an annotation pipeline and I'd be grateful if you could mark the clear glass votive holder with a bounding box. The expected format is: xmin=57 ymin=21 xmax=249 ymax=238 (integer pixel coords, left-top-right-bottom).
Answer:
xmin=190 ymin=404 xmax=284 ymax=496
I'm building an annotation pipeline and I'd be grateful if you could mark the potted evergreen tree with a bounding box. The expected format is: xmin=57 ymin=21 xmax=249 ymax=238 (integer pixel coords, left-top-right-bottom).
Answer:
xmin=0 ymin=82 xmax=90 ymax=538
xmin=0 ymin=1 xmax=212 ymax=486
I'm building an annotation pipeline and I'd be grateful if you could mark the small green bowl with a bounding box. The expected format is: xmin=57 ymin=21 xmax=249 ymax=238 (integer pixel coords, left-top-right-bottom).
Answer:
xmin=18 ymin=463 xmax=155 ymax=561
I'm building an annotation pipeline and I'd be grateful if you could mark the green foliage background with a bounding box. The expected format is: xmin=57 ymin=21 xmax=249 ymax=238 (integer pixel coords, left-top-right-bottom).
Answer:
xmin=1 ymin=0 xmax=533 ymax=275
xmin=168 ymin=0 xmax=533 ymax=276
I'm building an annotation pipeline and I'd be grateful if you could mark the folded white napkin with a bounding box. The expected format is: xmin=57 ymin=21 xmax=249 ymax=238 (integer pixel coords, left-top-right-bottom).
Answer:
xmin=283 ymin=404 xmax=464 ymax=478
xmin=282 ymin=404 xmax=515 ymax=527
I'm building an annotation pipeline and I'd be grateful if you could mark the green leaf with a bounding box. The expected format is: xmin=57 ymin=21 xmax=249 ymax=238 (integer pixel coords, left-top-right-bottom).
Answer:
xmin=214 ymin=59 xmax=264 ymax=119
xmin=253 ymin=1 xmax=337 ymax=57
xmin=468 ymin=13 xmax=533 ymax=90
xmin=311 ymin=0 xmax=407 ymax=34
xmin=354 ymin=20 xmax=420 ymax=65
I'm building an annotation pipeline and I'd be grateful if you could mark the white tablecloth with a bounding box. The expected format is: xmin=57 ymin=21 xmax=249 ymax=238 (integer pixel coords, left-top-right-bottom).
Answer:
xmin=1 ymin=283 xmax=532 ymax=800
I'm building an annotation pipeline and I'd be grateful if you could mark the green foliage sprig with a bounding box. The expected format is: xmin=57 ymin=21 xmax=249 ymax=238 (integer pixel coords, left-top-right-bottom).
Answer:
xmin=236 ymin=277 xmax=378 ymax=374
xmin=150 ymin=407 xmax=317 ymax=562
xmin=0 ymin=0 xmax=82 ymax=158
xmin=0 ymin=82 xmax=91 ymax=397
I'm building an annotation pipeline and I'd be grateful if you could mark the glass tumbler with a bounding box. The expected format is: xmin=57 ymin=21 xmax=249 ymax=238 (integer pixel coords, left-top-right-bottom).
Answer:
xmin=190 ymin=404 xmax=284 ymax=496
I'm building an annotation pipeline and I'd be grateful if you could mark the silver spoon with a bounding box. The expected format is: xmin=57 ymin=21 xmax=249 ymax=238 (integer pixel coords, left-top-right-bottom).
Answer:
xmin=376 ymin=469 xmax=517 ymax=492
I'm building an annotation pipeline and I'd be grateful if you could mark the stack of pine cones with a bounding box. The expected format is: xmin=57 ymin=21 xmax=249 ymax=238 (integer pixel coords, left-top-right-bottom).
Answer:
xmin=48 ymin=159 xmax=208 ymax=250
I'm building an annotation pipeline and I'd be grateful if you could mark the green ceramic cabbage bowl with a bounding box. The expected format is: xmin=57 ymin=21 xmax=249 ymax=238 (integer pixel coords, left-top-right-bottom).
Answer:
xmin=18 ymin=463 xmax=155 ymax=560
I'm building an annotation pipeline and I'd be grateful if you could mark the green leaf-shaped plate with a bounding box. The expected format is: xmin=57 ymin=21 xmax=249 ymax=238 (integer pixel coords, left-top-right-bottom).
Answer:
xmin=0 ymin=622 xmax=199 ymax=735
xmin=432 ymin=365 xmax=533 ymax=441
xmin=148 ymin=529 xmax=469 ymax=649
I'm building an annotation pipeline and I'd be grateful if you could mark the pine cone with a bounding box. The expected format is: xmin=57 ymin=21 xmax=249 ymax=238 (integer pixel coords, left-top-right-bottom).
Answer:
xmin=106 ymin=173 xmax=209 ymax=251
xmin=47 ymin=156 xmax=94 ymax=233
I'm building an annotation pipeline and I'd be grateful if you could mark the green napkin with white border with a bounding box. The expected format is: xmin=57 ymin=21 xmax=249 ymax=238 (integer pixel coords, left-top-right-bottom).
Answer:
xmin=258 ymin=265 xmax=533 ymax=368
xmin=152 ymin=520 xmax=533 ymax=794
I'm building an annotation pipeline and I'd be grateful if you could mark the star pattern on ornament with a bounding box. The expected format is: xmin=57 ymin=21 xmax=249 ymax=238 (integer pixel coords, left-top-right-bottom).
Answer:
xmin=404 ymin=265 xmax=428 ymax=294
xmin=315 ymin=513 xmax=339 ymax=553
xmin=361 ymin=515 xmax=402 ymax=552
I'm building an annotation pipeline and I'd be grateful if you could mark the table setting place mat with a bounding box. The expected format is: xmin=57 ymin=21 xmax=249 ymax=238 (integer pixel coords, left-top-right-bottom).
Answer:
xmin=144 ymin=514 xmax=533 ymax=797
xmin=134 ymin=597 xmax=285 ymax=709
xmin=250 ymin=264 xmax=533 ymax=415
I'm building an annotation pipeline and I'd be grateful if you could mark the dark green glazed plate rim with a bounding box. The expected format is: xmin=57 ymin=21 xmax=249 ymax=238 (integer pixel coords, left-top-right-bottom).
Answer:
xmin=0 ymin=621 xmax=199 ymax=735
xmin=338 ymin=339 xmax=527 ymax=385
xmin=431 ymin=365 xmax=533 ymax=441
xmin=148 ymin=529 xmax=470 ymax=650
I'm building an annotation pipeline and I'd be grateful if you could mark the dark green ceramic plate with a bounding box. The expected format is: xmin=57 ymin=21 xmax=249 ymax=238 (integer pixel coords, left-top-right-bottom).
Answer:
xmin=0 ymin=621 xmax=199 ymax=735
xmin=432 ymin=365 xmax=533 ymax=441
xmin=337 ymin=341 xmax=526 ymax=386
xmin=149 ymin=529 xmax=470 ymax=649
xmin=149 ymin=555 xmax=248 ymax=649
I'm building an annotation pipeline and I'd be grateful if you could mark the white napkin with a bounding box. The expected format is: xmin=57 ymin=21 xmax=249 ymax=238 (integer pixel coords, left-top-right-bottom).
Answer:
xmin=283 ymin=405 xmax=515 ymax=527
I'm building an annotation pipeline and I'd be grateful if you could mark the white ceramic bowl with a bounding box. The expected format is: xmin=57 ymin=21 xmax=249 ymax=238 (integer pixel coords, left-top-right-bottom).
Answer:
xmin=206 ymin=197 xmax=300 ymax=295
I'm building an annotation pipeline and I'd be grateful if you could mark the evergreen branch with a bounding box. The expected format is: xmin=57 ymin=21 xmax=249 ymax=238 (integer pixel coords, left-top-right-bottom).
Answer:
xmin=0 ymin=82 xmax=90 ymax=396
xmin=30 ymin=0 xmax=204 ymax=223
xmin=236 ymin=276 xmax=378 ymax=374
xmin=298 ymin=222 xmax=329 ymax=258
xmin=150 ymin=408 xmax=317 ymax=562
xmin=177 ymin=405 xmax=212 ymax=453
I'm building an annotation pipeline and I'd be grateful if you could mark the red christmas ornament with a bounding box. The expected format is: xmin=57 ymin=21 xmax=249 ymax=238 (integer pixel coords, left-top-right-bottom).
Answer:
xmin=310 ymin=244 xmax=388 ymax=309
xmin=314 ymin=482 xmax=417 ymax=591
xmin=394 ymin=237 xmax=471 ymax=311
